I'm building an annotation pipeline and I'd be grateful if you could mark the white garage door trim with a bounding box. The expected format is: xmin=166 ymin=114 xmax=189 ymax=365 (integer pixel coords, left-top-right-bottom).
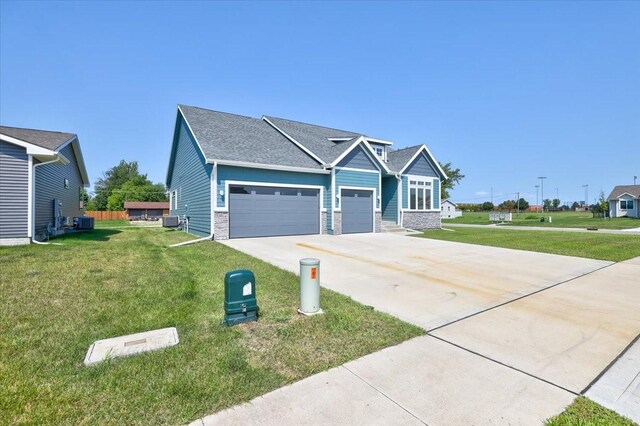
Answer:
xmin=225 ymin=180 xmax=325 ymax=236
xmin=339 ymin=185 xmax=376 ymax=233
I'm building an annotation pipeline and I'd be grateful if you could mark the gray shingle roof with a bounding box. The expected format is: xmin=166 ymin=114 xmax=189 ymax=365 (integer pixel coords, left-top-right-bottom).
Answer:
xmin=0 ymin=126 xmax=76 ymax=151
xmin=179 ymin=106 xmax=322 ymax=169
xmin=387 ymin=145 xmax=422 ymax=173
xmin=607 ymin=185 xmax=640 ymax=200
xmin=263 ymin=116 xmax=367 ymax=164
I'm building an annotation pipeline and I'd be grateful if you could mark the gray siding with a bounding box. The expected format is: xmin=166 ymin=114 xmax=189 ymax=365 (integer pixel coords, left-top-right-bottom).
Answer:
xmin=405 ymin=153 xmax=438 ymax=177
xmin=168 ymin=117 xmax=212 ymax=237
xmin=336 ymin=145 xmax=378 ymax=171
xmin=34 ymin=143 xmax=84 ymax=238
xmin=0 ymin=140 xmax=29 ymax=238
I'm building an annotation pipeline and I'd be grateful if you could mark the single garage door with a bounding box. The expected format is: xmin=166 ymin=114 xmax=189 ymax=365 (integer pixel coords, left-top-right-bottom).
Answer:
xmin=341 ymin=189 xmax=373 ymax=234
xmin=229 ymin=185 xmax=320 ymax=238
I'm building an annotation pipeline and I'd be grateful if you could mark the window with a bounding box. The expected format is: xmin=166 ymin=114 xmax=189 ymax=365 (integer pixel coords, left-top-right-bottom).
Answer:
xmin=376 ymin=147 xmax=383 ymax=157
xmin=408 ymin=178 xmax=433 ymax=211
xmin=620 ymin=199 xmax=635 ymax=210
xmin=170 ymin=190 xmax=178 ymax=210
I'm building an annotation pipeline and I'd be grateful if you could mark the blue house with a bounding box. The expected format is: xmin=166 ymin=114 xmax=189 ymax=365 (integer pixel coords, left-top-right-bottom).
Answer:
xmin=0 ymin=126 xmax=90 ymax=245
xmin=165 ymin=105 xmax=448 ymax=239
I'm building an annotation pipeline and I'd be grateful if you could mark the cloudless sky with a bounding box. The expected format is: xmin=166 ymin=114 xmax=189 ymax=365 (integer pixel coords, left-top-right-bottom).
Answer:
xmin=1 ymin=1 xmax=638 ymax=205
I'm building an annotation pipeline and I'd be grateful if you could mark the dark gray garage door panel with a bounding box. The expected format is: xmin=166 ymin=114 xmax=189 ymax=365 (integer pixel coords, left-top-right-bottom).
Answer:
xmin=342 ymin=189 xmax=373 ymax=234
xmin=229 ymin=186 xmax=320 ymax=238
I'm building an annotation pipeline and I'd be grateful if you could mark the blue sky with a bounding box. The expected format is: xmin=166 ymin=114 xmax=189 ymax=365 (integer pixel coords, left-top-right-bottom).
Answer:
xmin=1 ymin=1 xmax=638 ymax=205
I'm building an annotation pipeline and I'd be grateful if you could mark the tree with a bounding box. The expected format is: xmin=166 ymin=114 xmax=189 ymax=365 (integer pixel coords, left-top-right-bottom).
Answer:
xmin=498 ymin=200 xmax=516 ymax=212
xmin=439 ymin=162 xmax=465 ymax=200
xmin=516 ymin=198 xmax=529 ymax=211
xmin=92 ymin=160 xmax=167 ymax=211
xmin=543 ymin=199 xmax=552 ymax=211
xmin=598 ymin=191 xmax=609 ymax=212
xmin=482 ymin=202 xmax=494 ymax=211
xmin=552 ymin=198 xmax=561 ymax=210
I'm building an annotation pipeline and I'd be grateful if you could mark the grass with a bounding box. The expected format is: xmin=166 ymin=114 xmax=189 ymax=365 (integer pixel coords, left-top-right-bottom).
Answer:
xmin=0 ymin=228 xmax=422 ymax=425
xmin=546 ymin=397 xmax=636 ymax=425
xmin=94 ymin=219 xmax=131 ymax=228
xmin=417 ymin=227 xmax=640 ymax=262
xmin=443 ymin=211 xmax=640 ymax=230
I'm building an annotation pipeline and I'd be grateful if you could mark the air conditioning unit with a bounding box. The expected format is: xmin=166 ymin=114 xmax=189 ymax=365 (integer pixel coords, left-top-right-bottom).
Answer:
xmin=74 ymin=217 xmax=95 ymax=230
xmin=162 ymin=216 xmax=179 ymax=227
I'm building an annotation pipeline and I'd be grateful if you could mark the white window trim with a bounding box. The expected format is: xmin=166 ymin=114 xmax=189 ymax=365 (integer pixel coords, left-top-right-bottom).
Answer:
xmin=620 ymin=199 xmax=635 ymax=210
xmin=403 ymin=175 xmax=439 ymax=212
xmin=337 ymin=186 xmax=377 ymax=233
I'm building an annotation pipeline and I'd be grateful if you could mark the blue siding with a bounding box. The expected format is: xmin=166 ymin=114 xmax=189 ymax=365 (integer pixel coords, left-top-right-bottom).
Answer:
xmin=168 ymin=118 xmax=212 ymax=237
xmin=335 ymin=168 xmax=380 ymax=209
xmin=34 ymin=142 xmax=85 ymax=239
xmin=336 ymin=145 xmax=378 ymax=171
xmin=381 ymin=177 xmax=398 ymax=222
xmin=433 ymin=178 xmax=440 ymax=209
xmin=217 ymin=166 xmax=331 ymax=211
xmin=401 ymin=176 xmax=408 ymax=209
xmin=405 ymin=153 xmax=438 ymax=177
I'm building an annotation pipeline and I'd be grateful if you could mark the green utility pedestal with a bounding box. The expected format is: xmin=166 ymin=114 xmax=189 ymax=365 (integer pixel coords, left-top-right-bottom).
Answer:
xmin=223 ymin=269 xmax=259 ymax=326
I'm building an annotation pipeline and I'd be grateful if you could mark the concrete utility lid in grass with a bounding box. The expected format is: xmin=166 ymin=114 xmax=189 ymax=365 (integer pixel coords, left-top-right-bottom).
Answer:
xmin=84 ymin=327 xmax=179 ymax=365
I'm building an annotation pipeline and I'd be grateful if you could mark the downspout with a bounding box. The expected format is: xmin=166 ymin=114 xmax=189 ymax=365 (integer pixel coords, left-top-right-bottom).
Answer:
xmin=395 ymin=173 xmax=403 ymax=228
xmin=170 ymin=160 xmax=217 ymax=248
xmin=32 ymin=156 xmax=64 ymax=245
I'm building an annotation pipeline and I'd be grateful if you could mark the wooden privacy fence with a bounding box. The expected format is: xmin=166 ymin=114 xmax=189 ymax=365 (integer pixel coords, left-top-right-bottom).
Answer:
xmin=85 ymin=211 xmax=127 ymax=221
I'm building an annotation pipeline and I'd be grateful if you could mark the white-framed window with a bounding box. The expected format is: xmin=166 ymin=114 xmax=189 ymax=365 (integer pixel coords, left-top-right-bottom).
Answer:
xmin=408 ymin=178 xmax=433 ymax=211
xmin=170 ymin=190 xmax=178 ymax=210
xmin=620 ymin=199 xmax=635 ymax=210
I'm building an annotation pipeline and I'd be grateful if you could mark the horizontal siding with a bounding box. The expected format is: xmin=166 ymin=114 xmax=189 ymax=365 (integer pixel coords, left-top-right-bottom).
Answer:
xmin=336 ymin=145 xmax=378 ymax=171
xmin=34 ymin=143 xmax=84 ymax=238
xmin=168 ymin=117 xmax=212 ymax=237
xmin=381 ymin=177 xmax=398 ymax=222
xmin=401 ymin=176 xmax=440 ymax=210
xmin=335 ymin=168 xmax=380 ymax=210
xmin=402 ymin=176 xmax=408 ymax=209
xmin=217 ymin=166 xmax=331 ymax=211
xmin=0 ymin=141 xmax=29 ymax=238
xmin=405 ymin=153 xmax=438 ymax=178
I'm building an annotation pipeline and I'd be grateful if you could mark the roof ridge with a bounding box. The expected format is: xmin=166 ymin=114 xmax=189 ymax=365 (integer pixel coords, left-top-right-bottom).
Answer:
xmin=389 ymin=144 xmax=422 ymax=153
xmin=179 ymin=104 xmax=262 ymax=122
xmin=0 ymin=125 xmax=75 ymax=136
xmin=264 ymin=115 xmax=363 ymax=136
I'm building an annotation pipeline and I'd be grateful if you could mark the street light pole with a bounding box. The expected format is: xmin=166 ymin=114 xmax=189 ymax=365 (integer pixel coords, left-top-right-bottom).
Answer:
xmin=583 ymin=184 xmax=589 ymax=209
xmin=535 ymin=185 xmax=539 ymax=211
xmin=538 ymin=177 xmax=547 ymax=212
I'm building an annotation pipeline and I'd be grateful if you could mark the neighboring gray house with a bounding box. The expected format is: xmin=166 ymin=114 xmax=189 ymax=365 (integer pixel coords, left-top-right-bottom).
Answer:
xmin=0 ymin=126 xmax=90 ymax=245
xmin=441 ymin=199 xmax=462 ymax=218
xmin=166 ymin=105 xmax=448 ymax=240
xmin=608 ymin=185 xmax=639 ymax=218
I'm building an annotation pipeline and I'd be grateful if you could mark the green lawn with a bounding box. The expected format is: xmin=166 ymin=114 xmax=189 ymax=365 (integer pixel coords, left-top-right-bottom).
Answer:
xmin=546 ymin=397 xmax=636 ymax=426
xmin=0 ymin=228 xmax=422 ymax=425
xmin=443 ymin=211 xmax=640 ymax=229
xmin=94 ymin=219 xmax=131 ymax=228
xmin=418 ymin=227 xmax=640 ymax=262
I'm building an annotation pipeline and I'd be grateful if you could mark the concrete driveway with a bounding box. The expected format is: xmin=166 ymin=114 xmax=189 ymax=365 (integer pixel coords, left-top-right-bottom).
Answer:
xmin=210 ymin=233 xmax=640 ymax=425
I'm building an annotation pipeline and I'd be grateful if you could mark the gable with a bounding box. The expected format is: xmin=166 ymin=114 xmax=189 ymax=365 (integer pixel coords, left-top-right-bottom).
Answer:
xmin=336 ymin=144 xmax=378 ymax=171
xmin=404 ymin=152 xmax=438 ymax=177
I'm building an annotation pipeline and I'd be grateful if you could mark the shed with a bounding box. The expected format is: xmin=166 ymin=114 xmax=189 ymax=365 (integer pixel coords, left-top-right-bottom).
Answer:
xmin=124 ymin=201 xmax=169 ymax=220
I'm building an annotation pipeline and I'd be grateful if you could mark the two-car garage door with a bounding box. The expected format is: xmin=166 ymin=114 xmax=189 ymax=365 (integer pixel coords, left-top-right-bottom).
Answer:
xmin=229 ymin=185 xmax=320 ymax=238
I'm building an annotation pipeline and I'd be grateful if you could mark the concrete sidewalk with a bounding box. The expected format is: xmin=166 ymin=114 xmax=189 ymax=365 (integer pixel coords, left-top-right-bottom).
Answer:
xmin=443 ymin=222 xmax=640 ymax=234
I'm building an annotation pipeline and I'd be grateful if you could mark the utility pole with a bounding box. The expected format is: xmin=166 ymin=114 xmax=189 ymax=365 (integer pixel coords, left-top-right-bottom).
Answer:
xmin=556 ymin=187 xmax=558 ymax=200
xmin=517 ymin=191 xmax=520 ymax=218
xmin=535 ymin=185 xmax=539 ymax=212
xmin=583 ymin=184 xmax=589 ymax=209
xmin=538 ymin=177 xmax=547 ymax=212
xmin=635 ymin=176 xmax=637 ymax=185
xmin=491 ymin=186 xmax=493 ymax=206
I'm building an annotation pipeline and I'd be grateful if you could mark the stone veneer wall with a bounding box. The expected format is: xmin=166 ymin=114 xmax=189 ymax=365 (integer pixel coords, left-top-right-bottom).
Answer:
xmin=402 ymin=211 xmax=441 ymax=230
xmin=213 ymin=212 xmax=229 ymax=240
xmin=375 ymin=212 xmax=382 ymax=233
xmin=321 ymin=212 xmax=328 ymax=234
xmin=332 ymin=211 xmax=342 ymax=235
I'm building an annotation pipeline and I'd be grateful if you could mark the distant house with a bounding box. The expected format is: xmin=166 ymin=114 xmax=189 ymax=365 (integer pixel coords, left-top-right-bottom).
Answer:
xmin=0 ymin=126 xmax=90 ymax=245
xmin=526 ymin=205 xmax=543 ymax=212
xmin=441 ymin=199 xmax=462 ymax=218
xmin=124 ymin=201 xmax=169 ymax=220
xmin=608 ymin=185 xmax=639 ymax=218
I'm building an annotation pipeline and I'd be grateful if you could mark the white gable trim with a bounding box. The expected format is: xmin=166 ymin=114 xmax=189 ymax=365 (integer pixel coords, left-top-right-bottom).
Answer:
xmin=211 ymin=159 xmax=330 ymax=175
xmin=365 ymin=137 xmax=393 ymax=146
xmin=330 ymin=138 xmax=391 ymax=173
xmin=399 ymin=145 xmax=448 ymax=180
xmin=616 ymin=192 xmax=639 ymax=199
xmin=262 ymin=116 xmax=326 ymax=165
xmin=0 ymin=133 xmax=57 ymax=156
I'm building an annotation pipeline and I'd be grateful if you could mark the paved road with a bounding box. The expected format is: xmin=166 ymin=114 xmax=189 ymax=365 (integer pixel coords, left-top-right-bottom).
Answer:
xmin=190 ymin=234 xmax=640 ymax=425
xmin=443 ymin=222 xmax=640 ymax=234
